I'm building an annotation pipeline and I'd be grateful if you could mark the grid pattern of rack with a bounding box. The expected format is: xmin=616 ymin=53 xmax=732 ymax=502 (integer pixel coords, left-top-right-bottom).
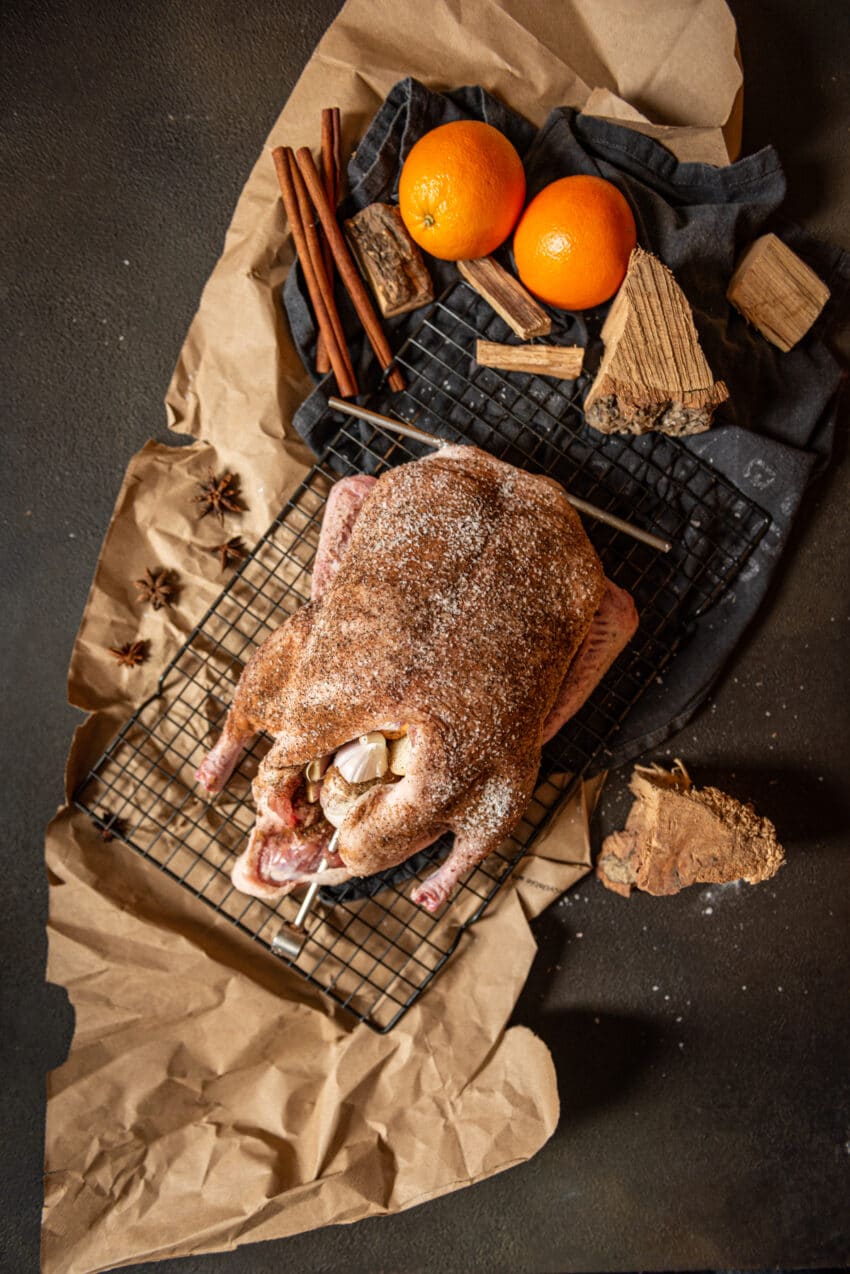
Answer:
xmin=74 ymin=281 xmax=770 ymax=1031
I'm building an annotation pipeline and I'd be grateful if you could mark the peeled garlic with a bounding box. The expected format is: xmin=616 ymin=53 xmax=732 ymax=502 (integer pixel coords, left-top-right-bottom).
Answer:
xmin=304 ymin=779 xmax=323 ymax=803
xmin=388 ymin=733 xmax=412 ymax=776
xmin=334 ymin=732 xmax=388 ymax=784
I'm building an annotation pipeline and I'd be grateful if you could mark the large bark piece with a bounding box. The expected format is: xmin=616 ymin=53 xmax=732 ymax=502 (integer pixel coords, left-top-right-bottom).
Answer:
xmin=596 ymin=761 xmax=785 ymax=897
xmin=584 ymin=247 xmax=728 ymax=437
xmin=344 ymin=203 xmax=433 ymax=318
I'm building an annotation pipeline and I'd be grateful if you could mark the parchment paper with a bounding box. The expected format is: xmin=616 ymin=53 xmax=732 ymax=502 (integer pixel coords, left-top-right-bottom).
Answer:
xmin=43 ymin=2 xmax=744 ymax=1270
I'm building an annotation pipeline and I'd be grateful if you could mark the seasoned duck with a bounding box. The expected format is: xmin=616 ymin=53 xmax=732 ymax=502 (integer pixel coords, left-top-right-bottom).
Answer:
xmin=196 ymin=446 xmax=637 ymax=911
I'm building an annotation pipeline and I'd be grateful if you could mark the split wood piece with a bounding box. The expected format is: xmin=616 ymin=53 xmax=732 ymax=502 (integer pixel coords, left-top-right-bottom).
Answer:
xmin=316 ymin=107 xmax=342 ymax=374
xmin=726 ymin=233 xmax=830 ymax=352
xmin=271 ymin=146 xmax=358 ymax=398
xmin=345 ymin=203 xmax=433 ymax=318
xmin=475 ymin=339 xmax=584 ymax=380
xmin=584 ymin=247 xmax=728 ymax=437
xmin=457 ymin=256 xmax=551 ymax=339
xmin=294 ymin=146 xmax=405 ymax=393
xmin=596 ymin=760 xmax=785 ymax=898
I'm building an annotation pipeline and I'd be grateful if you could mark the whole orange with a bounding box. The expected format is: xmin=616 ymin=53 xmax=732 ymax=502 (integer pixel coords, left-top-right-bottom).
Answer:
xmin=398 ymin=120 xmax=526 ymax=261
xmin=513 ymin=175 xmax=637 ymax=310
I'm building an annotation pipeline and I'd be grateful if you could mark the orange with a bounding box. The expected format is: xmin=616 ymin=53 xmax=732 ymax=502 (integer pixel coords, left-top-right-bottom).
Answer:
xmin=513 ymin=175 xmax=637 ymax=310
xmin=398 ymin=120 xmax=526 ymax=261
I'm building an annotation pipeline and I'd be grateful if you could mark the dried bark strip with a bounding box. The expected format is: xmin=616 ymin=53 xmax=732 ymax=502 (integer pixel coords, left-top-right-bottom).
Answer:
xmin=457 ymin=256 xmax=552 ymax=339
xmin=475 ymin=339 xmax=583 ymax=379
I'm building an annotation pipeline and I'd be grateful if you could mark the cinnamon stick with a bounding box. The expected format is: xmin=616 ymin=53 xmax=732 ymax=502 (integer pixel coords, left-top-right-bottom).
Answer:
xmin=321 ymin=108 xmax=341 ymax=204
xmin=331 ymin=108 xmax=342 ymax=204
xmin=280 ymin=146 xmax=357 ymax=396
xmin=271 ymin=146 xmax=357 ymax=398
xmin=288 ymin=151 xmax=355 ymax=388
xmin=316 ymin=108 xmax=340 ymax=375
xmin=295 ymin=146 xmax=405 ymax=393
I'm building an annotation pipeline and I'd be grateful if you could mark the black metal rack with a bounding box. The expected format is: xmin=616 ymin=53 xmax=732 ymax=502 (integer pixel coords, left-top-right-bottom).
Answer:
xmin=74 ymin=281 xmax=770 ymax=1032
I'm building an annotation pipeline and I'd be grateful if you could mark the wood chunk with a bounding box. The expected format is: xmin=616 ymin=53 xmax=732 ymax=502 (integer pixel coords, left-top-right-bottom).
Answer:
xmin=584 ymin=247 xmax=728 ymax=437
xmin=596 ymin=761 xmax=785 ymax=898
xmin=475 ymin=340 xmax=584 ymax=380
xmin=457 ymin=256 xmax=552 ymax=339
xmin=726 ymin=232 xmax=830 ymax=352
xmin=344 ymin=203 xmax=433 ymax=318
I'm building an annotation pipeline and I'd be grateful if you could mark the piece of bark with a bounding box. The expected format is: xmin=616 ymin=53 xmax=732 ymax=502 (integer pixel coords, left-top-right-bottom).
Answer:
xmin=344 ymin=203 xmax=433 ymax=318
xmin=596 ymin=760 xmax=785 ymax=898
xmin=475 ymin=340 xmax=584 ymax=379
xmin=584 ymin=247 xmax=728 ymax=437
xmin=457 ymin=256 xmax=552 ymax=339
xmin=726 ymin=233 xmax=830 ymax=352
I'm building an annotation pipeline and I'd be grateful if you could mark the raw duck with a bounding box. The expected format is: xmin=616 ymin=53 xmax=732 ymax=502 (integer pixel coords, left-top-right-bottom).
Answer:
xmin=196 ymin=447 xmax=637 ymax=911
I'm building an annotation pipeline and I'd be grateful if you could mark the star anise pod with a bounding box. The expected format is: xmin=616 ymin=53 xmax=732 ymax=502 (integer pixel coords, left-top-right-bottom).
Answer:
xmin=109 ymin=639 xmax=148 ymax=668
xmin=135 ymin=566 xmax=177 ymax=610
xmin=210 ymin=536 xmax=248 ymax=571
xmin=193 ymin=469 xmax=243 ymax=525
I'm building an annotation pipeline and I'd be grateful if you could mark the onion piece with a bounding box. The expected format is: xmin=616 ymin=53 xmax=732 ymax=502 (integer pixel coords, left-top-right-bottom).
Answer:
xmin=388 ymin=734 xmax=411 ymax=776
xmin=334 ymin=732 xmax=388 ymax=784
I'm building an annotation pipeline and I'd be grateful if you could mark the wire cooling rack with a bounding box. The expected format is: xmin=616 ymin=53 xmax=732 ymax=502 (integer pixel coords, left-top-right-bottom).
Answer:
xmin=74 ymin=279 xmax=770 ymax=1032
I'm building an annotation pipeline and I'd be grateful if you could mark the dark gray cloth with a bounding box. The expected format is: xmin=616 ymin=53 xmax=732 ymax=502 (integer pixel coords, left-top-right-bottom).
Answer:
xmin=285 ymin=77 xmax=849 ymax=767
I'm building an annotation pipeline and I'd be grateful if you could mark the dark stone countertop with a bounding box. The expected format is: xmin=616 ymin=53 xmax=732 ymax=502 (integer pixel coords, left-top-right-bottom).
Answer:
xmin=2 ymin=1 xmax=848 ymax=1270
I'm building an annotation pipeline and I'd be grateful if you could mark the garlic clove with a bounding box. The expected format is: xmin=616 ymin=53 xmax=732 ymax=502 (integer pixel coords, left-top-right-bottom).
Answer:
xmin=305 ymin=753 xmax=332 ymax=783
xmin=320 ymin=765 xmax=381 ymax=828
xmin=334 ymin=732 xmax=388 ymax=784
xmin=305 ymin=779 xmax=323 ymax=803
xmin=388 ymin=733 xmax=412 ymax=776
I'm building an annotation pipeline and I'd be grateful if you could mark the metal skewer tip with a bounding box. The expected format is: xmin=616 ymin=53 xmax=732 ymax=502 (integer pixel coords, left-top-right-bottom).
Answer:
xmin=327 ymin=396 xmax=671 ymax=553
xmin=271 ymin=831 xmax=338 ymax=960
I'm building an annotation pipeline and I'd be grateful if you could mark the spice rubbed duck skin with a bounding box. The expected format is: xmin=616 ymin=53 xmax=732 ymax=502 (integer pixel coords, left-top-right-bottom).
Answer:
xmin=196 ymin=447 xmax=637 ymax=911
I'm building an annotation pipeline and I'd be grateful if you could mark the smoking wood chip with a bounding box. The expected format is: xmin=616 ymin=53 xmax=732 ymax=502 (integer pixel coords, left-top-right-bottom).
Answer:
xmin=596 ymin=760 xmax=785 ymax=898
xmin=584 ymin=247 xmax=728 ymax=437
xmin=457 ymin=256 xmax=552 ymax=339
xmin=344 ymin=203 xmax=433 ymax=318
xmin=475 ymin=339 xmax=584 ymax=379
xmin=726 ymin=233 xmax=830 ymax=352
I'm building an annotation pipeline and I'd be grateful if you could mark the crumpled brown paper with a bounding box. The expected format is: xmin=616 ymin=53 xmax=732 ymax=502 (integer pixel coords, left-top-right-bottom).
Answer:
xmin=43 ymin=1 xmax=744 ymax=1270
